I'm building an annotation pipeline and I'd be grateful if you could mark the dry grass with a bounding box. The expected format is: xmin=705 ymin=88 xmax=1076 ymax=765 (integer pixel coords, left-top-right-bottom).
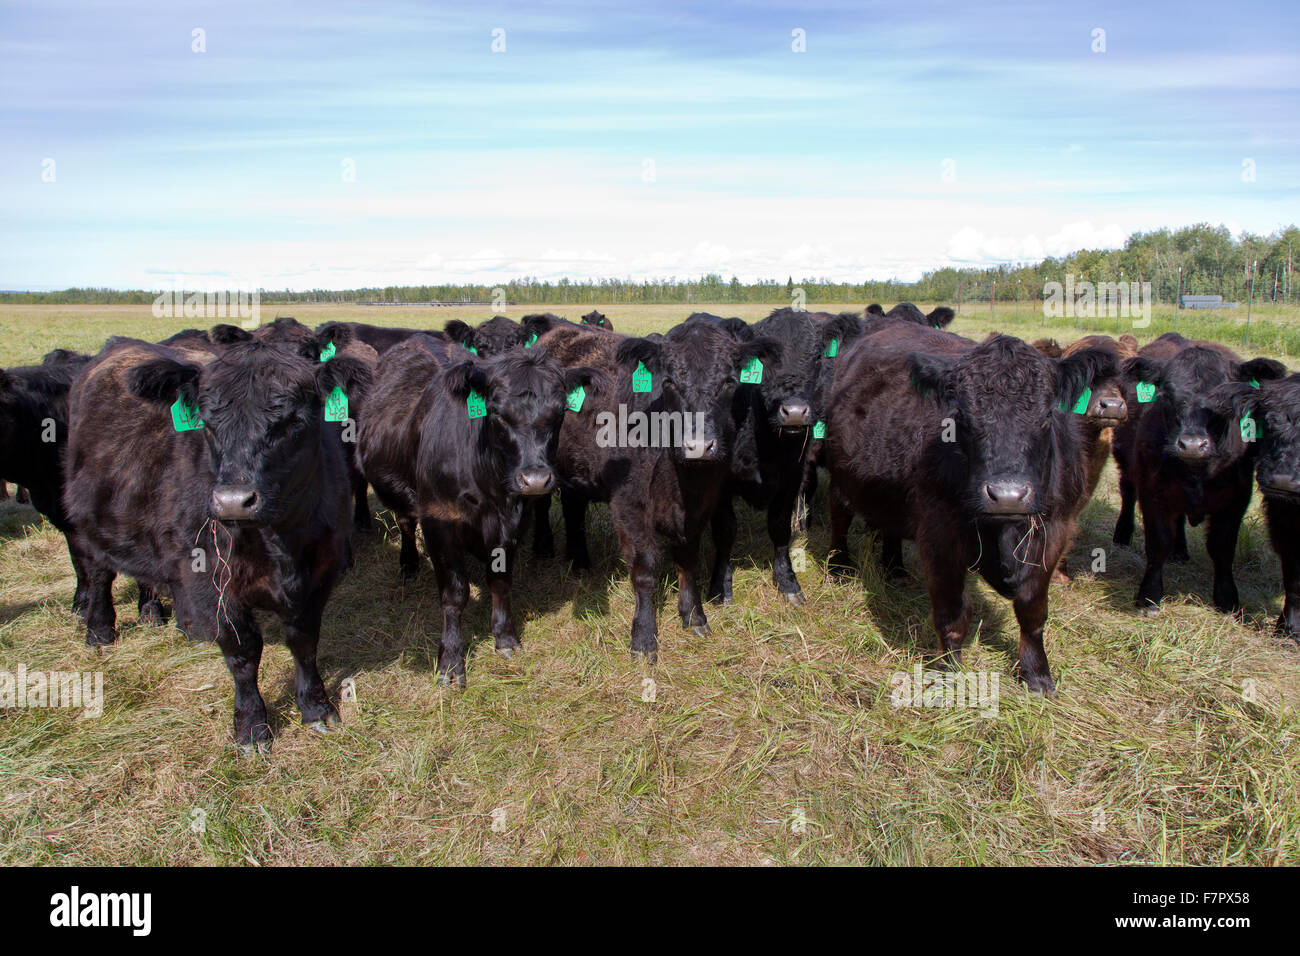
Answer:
xmin=1 ymin=302 xmax=1298 ymax=866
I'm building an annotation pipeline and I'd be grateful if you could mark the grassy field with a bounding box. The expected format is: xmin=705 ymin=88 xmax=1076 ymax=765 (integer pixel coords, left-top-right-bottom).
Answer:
xmin=2 ymin=301 xmax=1299 ymax=866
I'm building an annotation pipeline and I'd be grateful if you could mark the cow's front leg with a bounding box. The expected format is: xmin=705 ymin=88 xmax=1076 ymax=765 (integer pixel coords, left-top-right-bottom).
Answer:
xmin=1206 ymin=494 xmax=1248 ymax=614
xmin=216 ymin=609 xmax=269 ymax=754
xmin=708 ymin=495 xmax=736 ymax=604
xmin=83 ymin=562 xmax=118 ymax=646
xmin=532 ymin=496 xmax=554 ymax=560
xmin=397 ymin=514 xmax=420 ymax=580
xmin=1135 ymin=498 xmax=1176 ymax=614
xmin=768 ymin=481 xmax=805 ymax=604
xmin=424 ymin=519 xmax=469 ymax=686
xmin=1013 ymin=573 xmax=1056 ymax=695
xmin=919 ymin=542 xmax=972 ymax=670
xmin=1279 ymin=539 xmax=1300 ymax=640
xmin=284 ymin=591 xmax=338 ymax=733
xmin=487 ymin=545 xmax=521 ymax=658
xmin=673 ymin=535 xmax=709 ymax=637
xmin=826 ymin=478 xmax=856 ymax=576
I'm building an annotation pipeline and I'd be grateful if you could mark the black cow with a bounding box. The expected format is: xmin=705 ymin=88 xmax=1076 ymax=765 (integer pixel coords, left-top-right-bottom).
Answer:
xmin=316 ymin=321 xmax=446 ymax=355
xmin=445 ymin=316 xmax=529 ymax=356
xmin=703 ymin=307 xmax=859 ymax=604
xmin=581 ymin=310 xmax=614 ymax=331
xmin=1112 ymin=333 xmax=1286 ymax=615
xmin=63 ymin=331 xmax=371 ymax=752
xmin=866 ymin=302 xmax=957 ymax=328
xmin=358 ymin=335 xmax=596 ymax=683
xmin=1222 ymin=373 xmax=1300 ymax=639
xmin=825 ymin=327 xmax=1119 ymax=693
xmin=531 ymin=319 xmax=779 ymax=660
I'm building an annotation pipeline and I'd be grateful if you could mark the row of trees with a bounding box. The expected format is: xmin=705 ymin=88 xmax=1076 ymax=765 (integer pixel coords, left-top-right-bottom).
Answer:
xmin=6 ymin=223 xmax=1298 ymax=307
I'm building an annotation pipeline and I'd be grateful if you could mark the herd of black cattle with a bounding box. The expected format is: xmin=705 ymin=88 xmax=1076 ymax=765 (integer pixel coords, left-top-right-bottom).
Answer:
xmin=2 ymin=302 xmax=1298 ymax=751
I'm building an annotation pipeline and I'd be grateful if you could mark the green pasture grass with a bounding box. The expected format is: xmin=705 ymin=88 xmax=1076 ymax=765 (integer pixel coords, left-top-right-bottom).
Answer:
xmin=0 ymin=302 xmax=1297 ymax=865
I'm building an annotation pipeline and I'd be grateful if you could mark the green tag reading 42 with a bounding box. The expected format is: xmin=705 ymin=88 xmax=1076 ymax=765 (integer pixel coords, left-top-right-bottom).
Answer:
xmin=566 ymin=384 xmax=586 ymax=412
xmin=1058 ymin=387 xmax=1091 ymax=415
xmin=739 ymin=357 xmax=764 ymax=384
xmin=467 ymin=388 xmax=487 ymax=419
xmin=171 ymin=395 xmax=204 ymax=431
xmin=1135 ymin=381 xmax=1156 ymax=403
xmin=632 ymin=361 xmax=652 ymax=393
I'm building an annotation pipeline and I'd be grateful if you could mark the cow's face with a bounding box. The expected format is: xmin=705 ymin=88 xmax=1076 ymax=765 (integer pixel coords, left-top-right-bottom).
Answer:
xmin=1125 ymin=349 xmax=1286 ymax=467
xmin=909 ymin=335 xmax=1119 ymax=516
xmin=581 ymin=311 xmax=608 ymax=327
xmin=616 ymin=325 xmax=781 ymax=465
xmin=129 ymin=339 xmax=370 ymax=527
xmin=753 ymin=312 xmax=857 ymax=430
xmin=446 ymin=317 xmax=527 ymax=357
xmin=1218 ymin=374 xmax=1300 ymax=499
xmin=444 ymin=352 xmax=597 ymax=496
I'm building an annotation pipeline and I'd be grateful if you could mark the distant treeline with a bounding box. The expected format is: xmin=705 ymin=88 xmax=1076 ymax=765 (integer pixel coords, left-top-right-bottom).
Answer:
xmin=6 ymin=223 xmax=1298 ymax=307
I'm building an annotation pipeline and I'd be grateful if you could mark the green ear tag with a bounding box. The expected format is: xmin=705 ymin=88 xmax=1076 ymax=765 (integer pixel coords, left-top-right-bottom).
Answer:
xmin=824 ymin=338 xmax=839 ymax=358
xmin=319 ymin=341 xmax=337 ymax=362
xmin=1250 ymin=378 xmax=1261 ymax=388
xmin=1135 ymin=381 xmax=1156 ymax=403
xmin=812 ymin=420 xmax=827 ymax=439
xmin=632 ymin=361 xmax=652 ymax=393
xmin=323 ymin=386 xmax=349 ymax=422
xmin=466 ymin=344 xmax=478 ymax=355
xmin=525 ymin=332 xmax=538 ymax=348
xmin=1058 ymin=387 xmax=1092 ymax=414
xmin=566 ymin=384 xmax=586 ymax=412
xmin=467 ymin=388 xmax=486 ymax=419
xmin=1241 ymin=411 xmax=1257 ymax=440
xmin=739 ymin=357 xmax=764 ymax=384
xmin=170 ymin=395 xmax=204 ymax=431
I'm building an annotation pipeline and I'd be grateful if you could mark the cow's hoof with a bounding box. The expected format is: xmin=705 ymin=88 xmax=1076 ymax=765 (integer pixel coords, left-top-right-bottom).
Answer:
xmin=138 ymin=605 xmax=166 ymax=626
xmin=1138 ymin=603 xmax=1161 ymax=618
xmin=496 ymin=642 xmax=521 ymax=659
xmin=437 ymin=672 xmax=467 ymax=689
xmin=305 ymin=719 xmax=336 ymax=735
xmin=782 ymin=590 xmax=806 ymax=607
xmin=1025 ymin=675 xmax=1057 ymax=697
xmin=236 ymin=739 xmax=272 ymax=757
xmin=1050 ymin=570 xmax=1070 ymax=587
xmin=689 ymin=625 xmax=711 ymax=638
xmin=631 ymin=649 xmax=658 ymax=666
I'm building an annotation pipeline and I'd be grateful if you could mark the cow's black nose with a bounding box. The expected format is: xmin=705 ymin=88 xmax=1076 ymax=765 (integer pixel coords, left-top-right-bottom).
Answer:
xmin=211 ymin=484 xmax=260 ymax=522
xmin=982 ymin=480 xmax=1034 ymax=514
xmin=1094 ymin=396 xmax=1127 ymax=420
xmin=779 ymin=403 xmax=812 ymax=427
xmin=515 ymin=469 xmax=555 ymax=496
xmin=1175 ymin=434 xmax=1211 ymax=460
xmin=682 ymin=437 xmax=719 ymax=461
xmin=1259 ymin=473 xmax=1300 ymax=496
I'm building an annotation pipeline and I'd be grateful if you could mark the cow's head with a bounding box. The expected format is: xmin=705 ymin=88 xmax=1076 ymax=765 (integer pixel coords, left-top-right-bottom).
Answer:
xmin=754 ymin=310 xmax=859 ymax=429
xmin=581 ymin=310 xmax=610 ymax=328
xmin=1035 ymin=337 xmax=1128 ymax=426
xmin=442 ymin=350 xmax=599 ymax=496
xmin=1213 ymin=372 xmax=1300 ymax=499
xmin=446 ymin=316 xmax=529 ymax=357
xmin=128 ymin=332 xmax=371 ymax=527
xmin=909 ymin=334 xmax=1119 ymax=516
xmin=615 ymin=323 xmax=781 ymax=465
xmin=1124 ymin=348 xmax=1286 ymax=467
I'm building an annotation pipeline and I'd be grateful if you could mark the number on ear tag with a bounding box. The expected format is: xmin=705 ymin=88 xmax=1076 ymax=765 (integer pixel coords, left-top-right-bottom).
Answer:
xmin=171 ymin=395 xmax=204 ymax=431
xmin=324 ymin=386 xmax=349 ymax=422
xmin=467 ymin=388 xmax=486 ymax=419
xmin=319 ymin=341 xmax=337 ymax=362
xmin=1135 ymin=381 xmax=1156 ymax=403
xmin=739 ymin=357 xmax=763 ymax=384
xmin=812 ymin=420 xmax=827 ymax=439
xmin=823 ymin=338 xmax=839 ymax=358
xmin=632 ymin=361 xmax=652 ymax=393
xmin=566 ymin=384 xmax=586 ymax=412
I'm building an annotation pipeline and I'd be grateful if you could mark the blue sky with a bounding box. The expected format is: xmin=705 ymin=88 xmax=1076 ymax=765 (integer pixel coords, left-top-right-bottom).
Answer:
xmin=2 ymin=0 xmax=1297 ymax=289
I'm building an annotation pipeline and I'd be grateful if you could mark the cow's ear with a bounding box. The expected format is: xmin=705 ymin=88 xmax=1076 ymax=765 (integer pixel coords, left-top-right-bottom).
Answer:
xmin=315 ymin=321 xmax=354 ymax=354
xmin=1123 ymin=355 xmax=1165 ymax=387
xmin=1239 ymin=358 xmax=1287 ymax=383
xmin=209 ymin=324 xmax=253 ymax=345
xmin=523 ymin=313 xmax=561 ymax=341
xmin=444 ymin=320 xmax=473 ymax=347
xmin=442 ymin=360 xmax=489 ymax=401
xmin=615 ymin=337 xmax=663 ymax=372
xmin=1117 ymin=333 xmax=1140 ymax=356
xmin=564 ymin=366 xmax=604 ymax=397
xmin=907 ymin=352 xmax=953 ymax=403
xmin=737 ymin=336 xmax=781 ymax=370
xmin=926 ymin=306 xmax=956 ymax=328
xmin=42 ymin=348 xmax=81 ymax=365
xmin=128 ymin=357 xmax=202 ymax=404
xmin=823 ymin=313 xmax=863 ymax=350
xmin=866 ymin=303 xmax=885 ymax=316
xmin=1032 ymin=338 xmax=1063 ymax=358
xmin=0 ymin=368 xmax=12 ymax=393
xmin=1056 ymin=345 xmax=1120 ymax=409
xmin=717 ymin=317 xmax=753 ymax=341
xmin=1211 ymin=380 xmax=1263 ymax=422
xmin=315 ymin=355 xmax=372 ymax=404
